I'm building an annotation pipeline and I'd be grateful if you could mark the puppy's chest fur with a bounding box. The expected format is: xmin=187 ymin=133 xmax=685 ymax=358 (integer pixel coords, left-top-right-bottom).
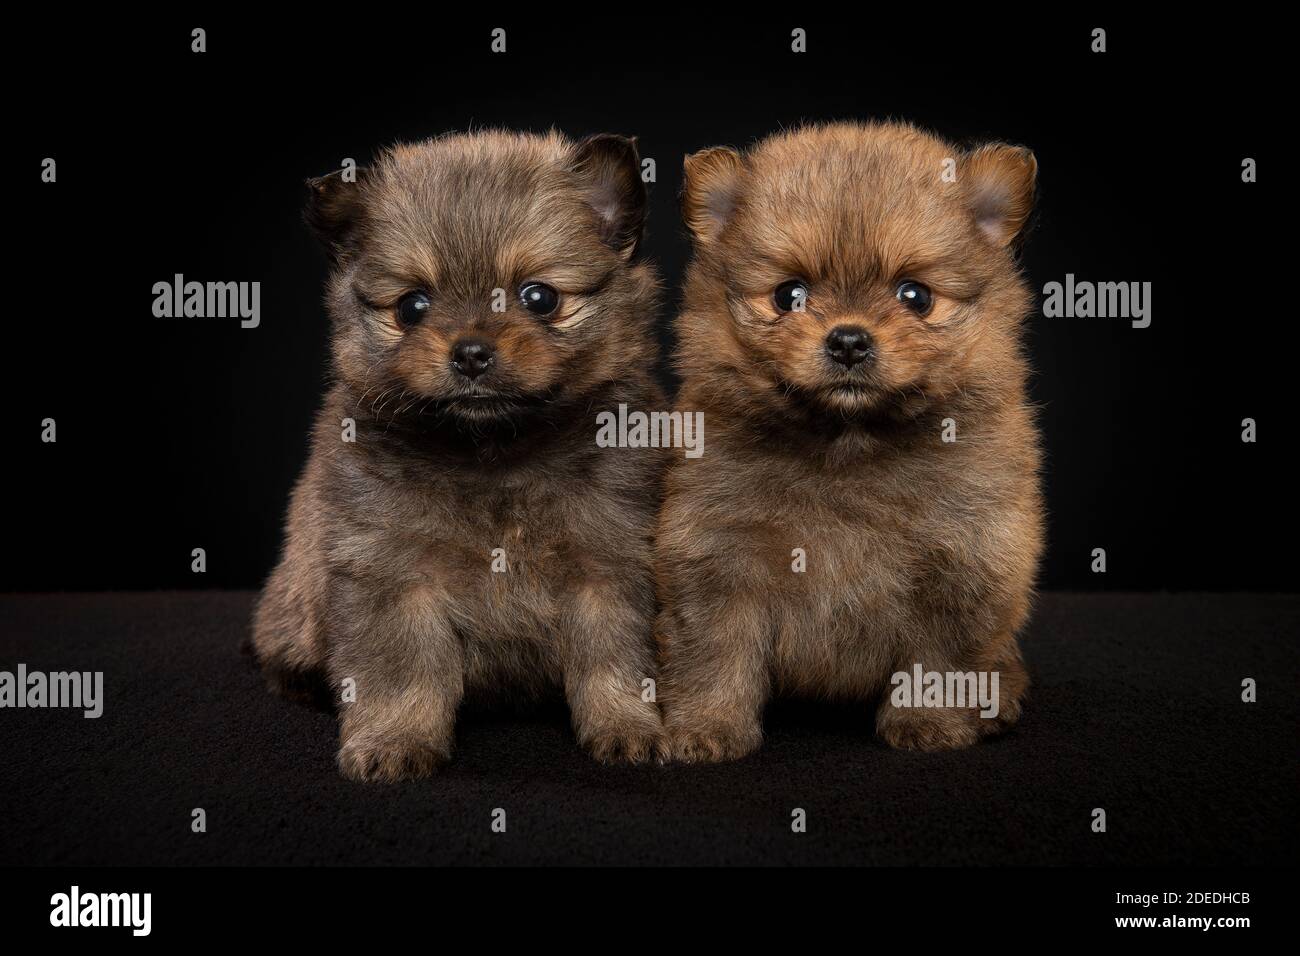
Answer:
xmin=675 ymin=423 xmax=1036 ymax=697
xmin=323 ymin=425 xmax=659 ymax=683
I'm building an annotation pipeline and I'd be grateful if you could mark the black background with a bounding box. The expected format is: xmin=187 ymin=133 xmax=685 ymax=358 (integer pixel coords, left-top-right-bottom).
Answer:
xmin=7 ymin=14 xmax=1287 ymax=593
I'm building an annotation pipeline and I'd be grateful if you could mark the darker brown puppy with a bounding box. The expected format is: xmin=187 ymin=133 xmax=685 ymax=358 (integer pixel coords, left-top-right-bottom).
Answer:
xmin=252 ymin=130 xmax=666 ymax=781
xmin=657 ymin=122 xmax=1043 ymax=761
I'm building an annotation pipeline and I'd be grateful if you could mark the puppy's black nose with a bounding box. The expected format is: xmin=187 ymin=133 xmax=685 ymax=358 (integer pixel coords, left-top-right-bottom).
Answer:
xmin=450 ymin=337 xmax=495 ymax=379
xmin=825 ymin=326 xmax=874 ymax=368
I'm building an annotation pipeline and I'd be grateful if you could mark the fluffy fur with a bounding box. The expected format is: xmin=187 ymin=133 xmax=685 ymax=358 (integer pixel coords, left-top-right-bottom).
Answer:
xmin=251 ymin=130 xmax=666 ymax=781
xmin=657 ymin=122 xmax=1044 ymax=761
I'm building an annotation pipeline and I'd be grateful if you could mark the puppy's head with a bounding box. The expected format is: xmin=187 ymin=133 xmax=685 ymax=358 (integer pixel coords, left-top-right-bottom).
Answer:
xmin=308 ymin=130 xmax=654 ymax=426
xmin=679 ymin=122 xmax=1036 ymax=422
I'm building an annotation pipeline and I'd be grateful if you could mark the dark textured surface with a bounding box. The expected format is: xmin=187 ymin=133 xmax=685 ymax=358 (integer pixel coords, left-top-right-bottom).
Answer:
xmin=0 ymin=591 xmax=1295 ymax=866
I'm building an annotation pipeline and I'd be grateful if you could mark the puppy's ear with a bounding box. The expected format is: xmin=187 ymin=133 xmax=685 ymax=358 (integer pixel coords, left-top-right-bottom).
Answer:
xmin=960 ymin=144 xmax=1037 ymax=247
xmin=682 ymin=146 xmax=745 ymax=244
xmin=304 ymin=167 xmax=370 ymax=260
xmin=570 ymin=133 xmax=647 ymax=260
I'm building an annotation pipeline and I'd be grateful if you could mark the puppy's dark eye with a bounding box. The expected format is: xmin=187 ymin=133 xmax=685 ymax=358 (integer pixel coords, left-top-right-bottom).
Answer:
xmin=773 ymin=280 xmax=809 ymax=314
xmin=520 ymin=282 xmax=559 ymax=316
xmin=396 ymin=291 xmax=432 ymax=327
xmin=896 ymin=281 xmax=933 ymax=316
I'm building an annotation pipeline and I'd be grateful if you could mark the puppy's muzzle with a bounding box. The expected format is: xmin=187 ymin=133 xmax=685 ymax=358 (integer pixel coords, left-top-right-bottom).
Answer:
xmin=450 ymin=336 xmax=496 ymax=380
xmin=825 ymin=325 xmax=874 ymax=369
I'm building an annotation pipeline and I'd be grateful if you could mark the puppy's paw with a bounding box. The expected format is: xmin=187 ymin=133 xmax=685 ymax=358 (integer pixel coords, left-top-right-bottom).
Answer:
xmin=667 ymin=720 xmax=762 ymax=764
xmin=979 ymin=695 xmax=1023 ymax=736
xmin=337 ymin=734 xmax=451 ymax=783
xmin=581 ymin=720 xmax=668 ymax=765
xmin=876 ymin=707 xmax=981 ymax=752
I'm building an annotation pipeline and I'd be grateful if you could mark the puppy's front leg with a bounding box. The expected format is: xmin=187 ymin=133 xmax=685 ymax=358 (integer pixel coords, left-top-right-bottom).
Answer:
xmin=876 ymin=627 xmax=1029 ymax=752
xmin=658 ymin=597 xmax=771 ymax=763
xmin=561 ymin=582 xmax=665 ymax=764
xmin=328 ymin=577 xmax=465 ymax=782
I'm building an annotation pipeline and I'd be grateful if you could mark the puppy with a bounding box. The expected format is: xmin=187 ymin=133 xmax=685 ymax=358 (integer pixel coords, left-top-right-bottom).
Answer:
xmin=657 ymin=122 xmax=1043 ymax=761
xmin=251 ymin=131 xmax=666 ymax=781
